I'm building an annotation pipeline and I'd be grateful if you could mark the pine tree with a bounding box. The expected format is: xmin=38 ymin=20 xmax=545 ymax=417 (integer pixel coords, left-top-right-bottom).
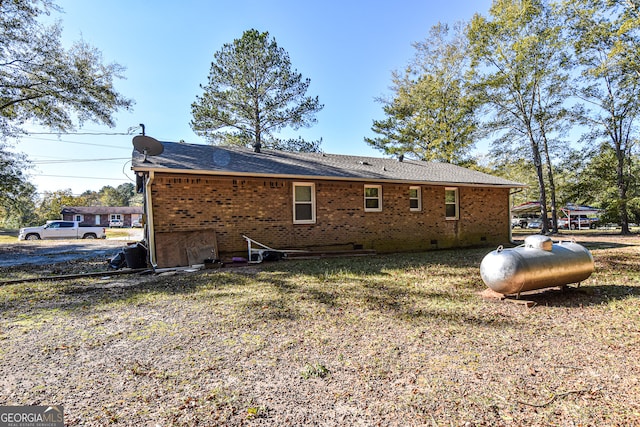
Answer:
xmin=191 ymin=29 xmax=323 ymax=152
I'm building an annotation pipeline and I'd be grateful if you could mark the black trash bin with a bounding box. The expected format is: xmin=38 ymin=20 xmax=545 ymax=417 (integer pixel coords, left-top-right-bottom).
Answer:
xmin=123 ymin=243 xmax=147 ymax=269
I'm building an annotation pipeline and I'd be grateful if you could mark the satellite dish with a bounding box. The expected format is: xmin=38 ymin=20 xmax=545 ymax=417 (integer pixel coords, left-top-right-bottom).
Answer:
xmin=132 ymin=135 xmax=164 ymax=162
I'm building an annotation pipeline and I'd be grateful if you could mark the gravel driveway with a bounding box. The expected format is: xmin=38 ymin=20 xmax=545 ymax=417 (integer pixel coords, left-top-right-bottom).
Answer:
xmin=0 ymin=230 xmax=143 ymax=268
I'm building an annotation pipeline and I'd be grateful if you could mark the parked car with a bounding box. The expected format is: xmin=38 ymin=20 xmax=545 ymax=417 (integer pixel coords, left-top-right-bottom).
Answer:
xmin=525 ymin=217 xmax=544 ymax=229
xmin=558 ymin=215 xmax=599 ymax=230
xmin=131 ymin=219 xmax=142 ymax=228
xmin=511 ymin=214 xmax=541 ymax=229
xmin=109 ymin=219 xmax=124 ymax=228
xmin=18 ymin=221 xmax=106 ymax=240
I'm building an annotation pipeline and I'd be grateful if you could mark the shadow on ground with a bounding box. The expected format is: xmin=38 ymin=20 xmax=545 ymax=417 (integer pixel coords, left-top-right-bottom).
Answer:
xmin=499 ymin=284 xmax=639 ymax=308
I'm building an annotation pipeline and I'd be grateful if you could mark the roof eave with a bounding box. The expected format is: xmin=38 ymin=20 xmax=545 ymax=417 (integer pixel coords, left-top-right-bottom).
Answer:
xmin=131 ymin=165 xmax=525 ymax=188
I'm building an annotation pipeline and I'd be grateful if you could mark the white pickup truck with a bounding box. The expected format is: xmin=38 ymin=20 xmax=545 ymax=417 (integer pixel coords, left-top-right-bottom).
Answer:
xmin=18 ymin=221 xmax=107 ymax=241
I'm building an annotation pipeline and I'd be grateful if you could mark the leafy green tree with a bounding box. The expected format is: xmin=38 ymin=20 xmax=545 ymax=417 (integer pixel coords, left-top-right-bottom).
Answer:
xmin=271 ymin=136 xmax=323 ymax=153
xmin=114 ymin=183 xmax=135 ymax=205
xmin=553 ymin=149 xmax=601 ymax=208
xmin=0 ymin=141 xmax=35 ymax=221
xmin=0 ymin=0 xmax=133 ymax=137
xmin=0 ymin=177 xmax=38 ymax=228
xmin=557 ymin=145 xmax=640 ymax=226
xmin=117 ymin=182 xmax=143 ymax=206
xmin=36 ymin=189 xmax=78 ymax=222
xmin=610 ymin=0 xmax=640 ymax=80
xmin=487 ymin=156 xmax=541 ymax=207
xmin=468 ymin=0 xmax=568 ymax=233
xmin=562 ymin=0 xmax=640 ymax=234
xmin=1 ymin=0 xmax=133 ymax=226
xmin=127 ymin=190 xmax=143 ymax=207
xmin=98 ymin=186 xmax=124 ymax=207
xmin=78 ymin=183 xmax=141 ymax=207
xmin=191 ymin=29 xmax=323 ymax=152
xmin=79 ymin=189 xmax=101 ymax=206
xmin=366 ymin=23 xmax=479 ymax=164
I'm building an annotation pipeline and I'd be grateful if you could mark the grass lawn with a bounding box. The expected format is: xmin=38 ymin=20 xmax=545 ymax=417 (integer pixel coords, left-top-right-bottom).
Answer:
xmin=0 ymin=235 xmax=17 ymax=243
xmin=0 ymin=228 xmax=17 ymax=243
xmin=105 ymin=228 xmax=134 ymax=239
xmin=0 ymin=234 xmax=639 ymax=426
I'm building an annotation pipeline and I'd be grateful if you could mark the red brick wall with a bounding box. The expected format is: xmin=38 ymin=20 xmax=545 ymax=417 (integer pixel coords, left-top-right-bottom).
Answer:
xmin=150 ymin=172 xmax=511 ymax=266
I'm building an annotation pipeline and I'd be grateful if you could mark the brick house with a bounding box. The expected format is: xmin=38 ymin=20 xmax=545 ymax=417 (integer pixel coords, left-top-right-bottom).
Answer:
xmin=131 ymin=142 xmax=523 ymax=268
xmin=61 ymin=206 xmax=143 ymax=227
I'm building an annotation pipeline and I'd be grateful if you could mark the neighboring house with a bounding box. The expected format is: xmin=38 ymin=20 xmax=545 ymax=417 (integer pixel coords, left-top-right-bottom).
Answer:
xmin=61 ymin=206 xmax=143 ymax=228
xmin=131 ymin=141 xmax=524 ymax=268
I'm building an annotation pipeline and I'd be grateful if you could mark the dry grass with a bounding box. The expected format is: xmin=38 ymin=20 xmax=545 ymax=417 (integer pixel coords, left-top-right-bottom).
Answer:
xmin=0 ymin=235 xmax=17 ymax=243
xmin=0 ymin=234 xmax=639 ymax=426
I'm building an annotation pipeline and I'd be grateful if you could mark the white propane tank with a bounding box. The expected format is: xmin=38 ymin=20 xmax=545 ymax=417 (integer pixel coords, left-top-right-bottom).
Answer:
xmin=480 ymin=235 xmax=594 ymax=295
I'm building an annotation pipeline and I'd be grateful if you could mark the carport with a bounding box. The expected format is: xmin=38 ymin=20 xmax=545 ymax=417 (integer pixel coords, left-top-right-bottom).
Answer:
xmin=511 ymin=201 xmax=543 ymax=228
xmin=511 ymin=201 xmax=542 ymax=215
xmin=561 ymin=203 xmax=602 ymax=230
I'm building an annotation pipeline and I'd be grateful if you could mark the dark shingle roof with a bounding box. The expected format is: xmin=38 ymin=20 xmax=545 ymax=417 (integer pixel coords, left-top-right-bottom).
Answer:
xmin=132 ymin=141 xmax=523 ymax=187
xmin=61 ymin=206 xmax=143 ymax=215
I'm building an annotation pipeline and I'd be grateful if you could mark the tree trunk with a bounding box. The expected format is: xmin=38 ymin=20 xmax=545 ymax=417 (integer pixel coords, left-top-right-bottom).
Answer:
xmin=529 ymin=135 xmax=549 ymax=235
xmin=540 ymin=131 xmax=558 ymax=233
xmin=616 ymin=147 xmax=630 ymax=234
xmin=253 ymin=100 xmax=261 ymax=153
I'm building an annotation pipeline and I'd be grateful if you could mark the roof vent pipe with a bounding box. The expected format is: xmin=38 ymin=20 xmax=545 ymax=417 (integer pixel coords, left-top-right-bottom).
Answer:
xmin=398 ymin=154 xmax=404 ymax=162
xmin=253 ymin=141 xmax=261 ymax=153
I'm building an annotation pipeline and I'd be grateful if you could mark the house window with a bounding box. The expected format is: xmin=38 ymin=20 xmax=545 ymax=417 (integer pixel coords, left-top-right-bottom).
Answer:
xmin=293 ymin=183 xmax=315 ymax=224
xmin=445 ymin=187 xmax=459 ymax=220
xmin=74 ymin=214 xmax=84 ymax=222
xmin=409 ymin=186 xmax=421 ymax=211
xmin=110 ymin=214 xmax=122 ymax=222
xmin=364 ymin=185 xmax=382 ymax=212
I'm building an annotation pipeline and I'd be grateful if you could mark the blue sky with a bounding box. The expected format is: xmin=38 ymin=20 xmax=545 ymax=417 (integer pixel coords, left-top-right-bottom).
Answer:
xmin=16 ymin=0 xmax=493 ymax=194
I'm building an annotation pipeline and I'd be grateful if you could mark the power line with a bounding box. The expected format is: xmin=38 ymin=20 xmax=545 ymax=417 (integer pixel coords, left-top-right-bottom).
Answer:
xmin=18 ymin=135 xmax=132 ymax=149
xmin=33 ymin=174 xmax=130 ymax=180
xmin=24 ymin=125 xmax=142 ymax=136
xmin=31 ymin=157 xmax=130 ymax=165
xmin=26 ymin=131 xmax=136 ymax=136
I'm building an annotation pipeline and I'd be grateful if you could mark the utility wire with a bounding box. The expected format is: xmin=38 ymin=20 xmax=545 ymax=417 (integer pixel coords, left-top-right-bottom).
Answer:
xmin=26 ymin=131 xmax=135 ymax=135
xmin=32 ymin=157 xmax=130 ymax=164
xmin=24 ymin=125 xmax=142 ymax=136
xmin=34 ymin=174 xmax=129 ymax=180
xmin=19 ymin=136 xmax=133 ymax=149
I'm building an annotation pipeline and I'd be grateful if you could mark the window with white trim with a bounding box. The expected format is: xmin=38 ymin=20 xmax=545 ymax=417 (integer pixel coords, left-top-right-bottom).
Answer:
xmin=445 ymin=187 xmax=459 ymax=219
xmin=364 ymin=185 xmax=382 ymax=212
xmin=409 ymin=186 xmax=421 ymax=211
xmin=293 ymin=182 xmax=316 ymax=224
xmin=74 ymin=214 xmax=84 ymax=222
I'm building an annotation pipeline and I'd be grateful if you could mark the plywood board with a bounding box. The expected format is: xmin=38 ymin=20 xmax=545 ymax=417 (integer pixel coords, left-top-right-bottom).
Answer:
xmin=154 ymin=229 xmax=218 ymax=268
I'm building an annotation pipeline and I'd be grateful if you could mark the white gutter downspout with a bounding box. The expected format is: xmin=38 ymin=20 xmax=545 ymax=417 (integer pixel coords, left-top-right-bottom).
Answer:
xmin=144 ymin=171 xmax=157 ymax=268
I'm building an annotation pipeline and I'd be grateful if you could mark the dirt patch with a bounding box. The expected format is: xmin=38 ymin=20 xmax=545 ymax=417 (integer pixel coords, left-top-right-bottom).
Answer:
xmin=0 ymin=239 xmax=138 ymax=268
